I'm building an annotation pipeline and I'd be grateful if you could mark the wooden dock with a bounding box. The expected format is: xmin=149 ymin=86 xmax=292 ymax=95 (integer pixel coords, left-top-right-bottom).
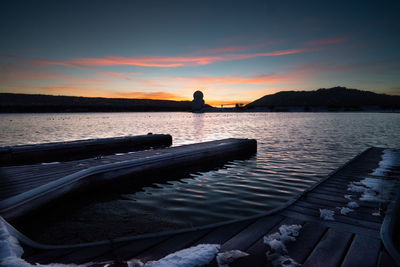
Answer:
xmin=0 ymin=134 xmax=172 ymax=166
xmin=2 ymin=147 xmax=400 ymax=266
xmin=0 ymin=138 xmax=256 ymax=220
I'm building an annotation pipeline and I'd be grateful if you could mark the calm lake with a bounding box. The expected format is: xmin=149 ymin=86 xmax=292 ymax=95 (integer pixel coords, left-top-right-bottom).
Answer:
xmin=1 ymin=112 xmax=400 ymax=243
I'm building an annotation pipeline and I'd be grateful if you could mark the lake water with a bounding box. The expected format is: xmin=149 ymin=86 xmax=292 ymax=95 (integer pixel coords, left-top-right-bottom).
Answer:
xmin=1 ymin=112 xmax=400 ymax=243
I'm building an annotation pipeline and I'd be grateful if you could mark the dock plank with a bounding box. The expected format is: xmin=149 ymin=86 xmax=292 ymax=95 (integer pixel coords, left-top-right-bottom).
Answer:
xmin=285 ymin=221 xmax=327 ymax=264
xmin=193 ymin=219 xmax=256 ymax=245
xmin=135 ymin=230 xmax=210 ymax=263
xmin=228 ymin=217 xmax=303 ymax=267
xmin=220 ymin=215 xmax=284 ymax=252
xmin=302 ymin=229 xmax=353 ymax=267
xmin=341 ymin=234 xmax=381 ymax=267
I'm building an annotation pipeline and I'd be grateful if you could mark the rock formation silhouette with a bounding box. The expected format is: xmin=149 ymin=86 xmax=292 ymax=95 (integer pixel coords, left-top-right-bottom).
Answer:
xmin=192 ymin=90 xmax=205 ymax=112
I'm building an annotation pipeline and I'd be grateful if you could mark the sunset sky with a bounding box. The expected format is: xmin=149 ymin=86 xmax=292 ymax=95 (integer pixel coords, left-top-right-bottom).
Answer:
xmin=1 ymin=0 xmax=399 ymax=106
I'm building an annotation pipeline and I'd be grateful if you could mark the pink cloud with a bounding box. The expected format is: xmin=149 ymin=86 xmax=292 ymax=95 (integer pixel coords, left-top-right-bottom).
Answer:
xmin=34 ymin=48 xmax=308 ymax=69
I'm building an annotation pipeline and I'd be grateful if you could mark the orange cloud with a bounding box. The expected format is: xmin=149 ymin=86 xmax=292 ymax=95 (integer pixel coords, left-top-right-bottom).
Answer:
xmin=34 ymin=48 xmax=308 ymax=69
xmin=110 ymin=91 xmax=187 ymax=100
xmin=206 ymin=99 xmax=251 ymax=107
xmin=306 ymin=36 xmax=349 ymax=46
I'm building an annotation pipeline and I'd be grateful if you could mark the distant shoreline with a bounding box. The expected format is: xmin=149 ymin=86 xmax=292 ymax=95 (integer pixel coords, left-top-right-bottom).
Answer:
xmin=1 ymin=108 xmax=399 ymax=114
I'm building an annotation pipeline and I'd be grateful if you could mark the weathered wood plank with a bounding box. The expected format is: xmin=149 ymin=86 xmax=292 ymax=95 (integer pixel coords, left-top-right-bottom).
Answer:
xmin=135 ymin=230 xmax=210 ymax=263
xmin=193 ymin=219 xmax=256 ymax=245
xmin=292 ymin=201 xmax=382 ymax=224
xmin=228 ymin=217 xmax=303 ymax=267
xmin=341 ymin=234 xmax=381 ymax=267
xmin=302 ymin=229 xmax=353 ymax=267
xmin=279 ymin=210 xmax=380 ymax=238
xmin=286 ymin=205 xmax=381 ymax=230
xmin=59 ymin=236 xmax=167 ymax=264
xmin=285 ymin=221 xmax=327 ymax=264
xmin=220 ymin=215 xmax=284 ymax=252
xmin=304 ymin=192 xmax=378 ymax=208
xmin=295 ymin=199 xmax=380 ymax=217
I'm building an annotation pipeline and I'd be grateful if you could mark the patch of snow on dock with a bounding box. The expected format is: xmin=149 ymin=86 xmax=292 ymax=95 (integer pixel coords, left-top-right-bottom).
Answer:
xmin=359 ymin=178 xmax=393 ymax=202
xmin=339 ymin=207 xmax=353 ymax=215
xmin=372 ymin=211 xmax=381 ymax=217
xmin=264 ymin=224 xmax=302 ymax=267
xmin=216 ymin=250 xmax=249 ymax=267
xmin=319 ymin=209 xmax=335 ymax=220
xmin=1 ymin=217 xmax=85 ymax=267
xmin=0 ymin=219 xmax=24 ymax=266
xmin=41 ymin=162 xmax=60 ymax=165
xmin=348 ymin=177 xmax=394 ymax=203
xmin=372 ymin=149 xmax=398 ymax=176
xmin=347 ymin=201 xmax=359 ymax=209
xmin=343 ymin=149 xmax=399 ymax=217
xmin=144 ymin=244 xmax=220 ymax=267
xmin=344 ymin=195 xmax=352 ymax=200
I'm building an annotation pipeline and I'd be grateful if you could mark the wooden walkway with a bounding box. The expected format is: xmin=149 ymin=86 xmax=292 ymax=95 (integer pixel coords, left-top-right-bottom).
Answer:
xmin=7 ymin=147 xmax=400 ymax=266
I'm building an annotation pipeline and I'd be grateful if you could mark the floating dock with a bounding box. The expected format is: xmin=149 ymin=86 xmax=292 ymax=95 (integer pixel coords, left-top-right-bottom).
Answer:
xmin=0 ymin=138 xmax=257 ymax=220
xmin=0 ymin=134 xmax=172 ymax=166
xmin=1 ymin=146 xmax=399 ymax=266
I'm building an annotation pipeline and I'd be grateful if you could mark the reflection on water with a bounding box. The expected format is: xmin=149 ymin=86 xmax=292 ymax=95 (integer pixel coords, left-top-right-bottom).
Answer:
xmin=2 ymin=112 xmax=400 ymax=242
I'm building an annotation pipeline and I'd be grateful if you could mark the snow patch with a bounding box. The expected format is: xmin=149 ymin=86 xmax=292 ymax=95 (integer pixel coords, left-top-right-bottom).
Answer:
xmin=347 ymin=201 xmax=359 ymax=209
xmin=319 ymin=209 xmax=335 ymax=221
xmin=372 ymin=211 xmax=381 ymax=217
xmin=339 ymin=207 xmax=353 ymax=215
xmin=344 ymin=149 xmax=399 ymax=215
xmin=348 ymin=178 xmax=394 ymax=203
xmin=144 ymin=244 xmax=220 ymax=267
xmin=41 ymin=162 xmax=60 ymax=165
xmin=0 ymin=219 xmax=24 ymax=262
xmin=267 ymin=255 xmax=300 ymax=267
xmin=264 ymin=224 xmax=302 ymax=267
xmin=126 ymin=260 xmax=145 ymax=267
xmin=1 ymin=217 xmax=86 ymax=267
xmin=216 ymin=250 xmax=249 ymax=267
xmin=359 ymin=178 xmax=393 ymax=202
xmin=372 ymin=149 xmax=399 ymax=176
xmin=344 ymin=195 xmax=352 ymax=200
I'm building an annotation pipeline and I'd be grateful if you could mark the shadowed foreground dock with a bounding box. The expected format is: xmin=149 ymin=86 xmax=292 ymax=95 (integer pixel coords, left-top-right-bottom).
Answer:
xmin=2 ymin=147 xmax=400 ymax=266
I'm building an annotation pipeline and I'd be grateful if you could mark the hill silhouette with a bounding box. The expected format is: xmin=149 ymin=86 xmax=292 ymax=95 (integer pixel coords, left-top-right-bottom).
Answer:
xmin=246 ymin=87 xmax=400 ymax=111
xmin=0 ymin=93 xmax=193 ymax=112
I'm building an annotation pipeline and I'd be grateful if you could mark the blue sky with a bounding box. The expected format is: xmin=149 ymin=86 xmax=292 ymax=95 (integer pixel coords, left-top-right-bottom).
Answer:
xmin=1 ymin=0 xmax=399 ymax=105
